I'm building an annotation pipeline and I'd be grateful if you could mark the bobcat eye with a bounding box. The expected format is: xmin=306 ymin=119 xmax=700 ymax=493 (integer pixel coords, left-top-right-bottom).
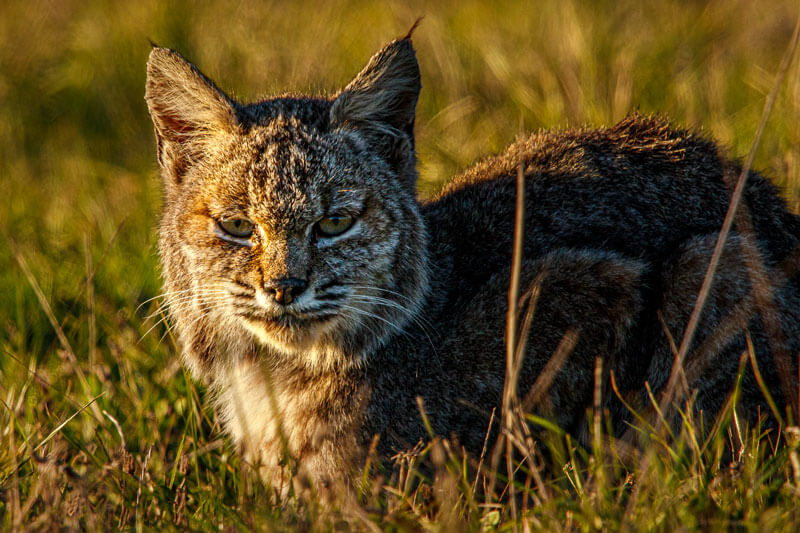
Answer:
xmin=218 ymin=218 xmax=255 ymax=239
xmin=315 ymin=215 xmax=354 ymax=237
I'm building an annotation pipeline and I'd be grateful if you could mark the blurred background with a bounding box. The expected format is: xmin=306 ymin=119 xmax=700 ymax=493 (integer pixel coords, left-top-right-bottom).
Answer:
xmin=0 ymin=0 xmax=799 ymax=524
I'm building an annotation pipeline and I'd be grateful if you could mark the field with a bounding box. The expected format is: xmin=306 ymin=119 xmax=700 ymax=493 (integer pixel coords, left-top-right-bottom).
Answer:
xmin=2 ymin=0 xmax=800 ymax=530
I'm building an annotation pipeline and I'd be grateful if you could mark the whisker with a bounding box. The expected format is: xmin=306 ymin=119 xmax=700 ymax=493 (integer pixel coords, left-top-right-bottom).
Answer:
xmin=134 ymin=287 xmax=197 ymax=311
xmin=337 ymin=306 xmax=383 ymax=342
xmin=144 ymin=292 xmax=230 ymax=321
xmin=155 ymin=301 xmax=234 ymax=345
xmin=349 ymin=285 xmax=423 ymax=306
xmin=140 ymin=295 xmax=231 ymax=342
xmin=338 ymin=304 xmax=403 ymax=333
xmin=134 ymin=285 xmax=224 ymax=312
xmin=151 ymin=299 xmax=236 ymax=347
xmin=337 ymin=303 xmax=436 ymax=355
xmin=347 ymin=294 xmax=438 ymax=355
xmin=138 ymin=288 xmax=230 ymax=319
xmin=349 ymin=294 xmax=436 ymax=334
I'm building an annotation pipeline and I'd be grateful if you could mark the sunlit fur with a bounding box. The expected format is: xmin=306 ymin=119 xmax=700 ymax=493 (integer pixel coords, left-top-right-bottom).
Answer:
xmin=148 ymin=58 xmax=428 ymax=376
xmin=146 ymin=37 xmax=800 ymax=498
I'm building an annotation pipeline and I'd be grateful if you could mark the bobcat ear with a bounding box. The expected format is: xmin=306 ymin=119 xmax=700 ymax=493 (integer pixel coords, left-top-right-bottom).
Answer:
xmin=145 ymin=47 xmax=240 ymax=186
xmin=330 ymin=38 xmax=421 ymax=177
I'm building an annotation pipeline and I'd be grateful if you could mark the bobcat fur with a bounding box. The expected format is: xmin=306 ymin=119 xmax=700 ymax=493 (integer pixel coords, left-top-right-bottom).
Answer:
xmin=145 ymin=35 xmax=800 ymax=497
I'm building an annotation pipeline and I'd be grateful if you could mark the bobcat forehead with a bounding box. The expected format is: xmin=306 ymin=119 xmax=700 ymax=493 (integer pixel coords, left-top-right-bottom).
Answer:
xmin=246 ymin=124 xmax=366 ymax=189
xmin=197 ymin=124 xmax=375 ymax=234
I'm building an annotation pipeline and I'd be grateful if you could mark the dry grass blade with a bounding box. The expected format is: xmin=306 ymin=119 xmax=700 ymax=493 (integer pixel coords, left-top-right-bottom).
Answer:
xmin=7 ymin=400 xmax=22 ymax=529
xmin=492 ymin=154 xmax=526 ymax=521
xmin=35 ymin=392 xmax=106 ymax=451
xmin=103 ymin=409 xmax=127 ymax=450
xmin=657 ymin=310 xmax=689 ymax=396
xmin=473 ymin=408 xmax=496 ymax=494
xmin=745 ymin=332 xmax=786 ymax=428
xmin=514 ymin=274 xmax=544 ymax=377
xmin=592 ymin=357 xmax=604 ymax=455
xmin=84 ymin=236 xmax=97 ymax=371
xmin=136 ymin=445 xmax=153 ymax=533
xmin=521 ymin=329 xmax=579 ymax=413
xmin=503 ymin=158 xmax=527 ymax=415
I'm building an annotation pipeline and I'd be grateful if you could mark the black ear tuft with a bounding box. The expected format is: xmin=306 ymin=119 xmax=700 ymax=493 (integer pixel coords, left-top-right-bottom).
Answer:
xmin=330 ymin=38 xmax=421 ymax=179
xmin=145 ymin=47 xmax=240 ymax=187
xmin=402 ymin=17 xmax=423 ymax=40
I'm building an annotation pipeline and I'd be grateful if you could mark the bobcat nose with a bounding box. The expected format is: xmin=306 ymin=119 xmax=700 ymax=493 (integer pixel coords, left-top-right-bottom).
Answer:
xmin=264 ymin=277 xmax=307 ymax=305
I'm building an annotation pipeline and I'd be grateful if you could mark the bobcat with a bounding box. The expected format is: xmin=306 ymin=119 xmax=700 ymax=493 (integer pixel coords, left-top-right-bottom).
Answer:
xmin=145 ymin=35 xmax=800 ymax=496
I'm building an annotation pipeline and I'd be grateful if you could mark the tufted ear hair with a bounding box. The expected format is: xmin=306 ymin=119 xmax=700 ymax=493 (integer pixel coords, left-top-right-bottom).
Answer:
xmin=145 ymin=46 xmax=241 ymax=188
xmin=330 ymin=37 xmax=421 ymax=181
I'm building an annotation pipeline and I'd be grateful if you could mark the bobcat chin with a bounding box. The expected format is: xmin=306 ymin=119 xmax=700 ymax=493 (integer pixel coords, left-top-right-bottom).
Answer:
xmin=146 ymin=35 xmax=800 ymax=497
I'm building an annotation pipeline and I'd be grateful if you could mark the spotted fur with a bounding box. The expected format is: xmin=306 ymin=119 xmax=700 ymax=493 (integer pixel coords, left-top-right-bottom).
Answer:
xmin=146 ymin=36 xmax=800 ymax=497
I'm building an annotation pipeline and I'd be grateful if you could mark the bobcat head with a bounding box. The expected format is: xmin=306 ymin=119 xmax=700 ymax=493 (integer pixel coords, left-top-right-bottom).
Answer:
xmin=145 ymin=38 xmax=429 ymax=377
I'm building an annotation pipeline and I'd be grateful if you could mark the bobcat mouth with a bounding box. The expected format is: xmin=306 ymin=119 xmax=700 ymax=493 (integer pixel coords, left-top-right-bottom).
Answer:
xmin=236 ymin=304 xmax=342 ymax=352
xmin=267 ymin=312 xmax=333 ymax=327
xmin=229 ymin=283 xmax=354 ymax=351
xmin=239 ymin=309 xmax=336 ymax=328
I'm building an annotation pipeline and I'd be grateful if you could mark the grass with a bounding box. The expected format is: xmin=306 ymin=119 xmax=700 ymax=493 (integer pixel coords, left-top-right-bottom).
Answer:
xmin=2 ymin=0 xmax=800 ymax=529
